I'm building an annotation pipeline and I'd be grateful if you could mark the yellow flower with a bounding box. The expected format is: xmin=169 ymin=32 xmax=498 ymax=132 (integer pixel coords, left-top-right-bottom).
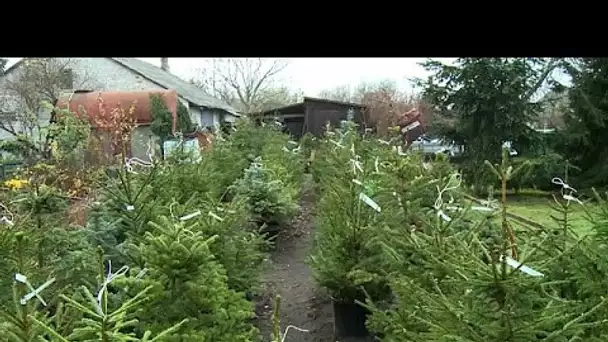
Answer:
xmin=4 ymin=178 xmax=29 ymax=190
xmin=50 ymin=140 xmax=59 ymax=156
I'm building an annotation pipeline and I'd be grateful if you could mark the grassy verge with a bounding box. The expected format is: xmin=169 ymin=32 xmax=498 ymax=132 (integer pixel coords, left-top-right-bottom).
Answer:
xmin=463 ymin=193 xmax=597 ymax=235
xmin=506 ymin=196 xmax=595 ymax=235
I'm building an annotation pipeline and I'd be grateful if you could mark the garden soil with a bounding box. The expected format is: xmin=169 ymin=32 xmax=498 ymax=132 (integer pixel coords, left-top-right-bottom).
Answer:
xmin=254 ymin=175 xmax=374 ymax=342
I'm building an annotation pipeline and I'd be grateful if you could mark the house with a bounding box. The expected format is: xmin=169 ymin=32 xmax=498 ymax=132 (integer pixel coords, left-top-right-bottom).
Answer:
xmin=0 ymin=57 xmax=239 ymax=148
xmin=258 ymin=97 xmax=366 ymax=138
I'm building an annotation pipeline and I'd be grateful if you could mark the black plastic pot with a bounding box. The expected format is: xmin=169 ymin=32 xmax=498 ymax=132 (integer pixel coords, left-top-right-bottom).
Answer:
xmin=332 ymin=297 xmax=371 ymax=338
xmin=258 ymin=222 xmax=280 ymax=242
xmin=263 ymin=226 xmax=280 ymax=242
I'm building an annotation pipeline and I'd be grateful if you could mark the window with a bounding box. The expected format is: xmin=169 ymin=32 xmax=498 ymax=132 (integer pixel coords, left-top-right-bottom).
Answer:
xmin=60 ymin=68 xmax=74 ymax=89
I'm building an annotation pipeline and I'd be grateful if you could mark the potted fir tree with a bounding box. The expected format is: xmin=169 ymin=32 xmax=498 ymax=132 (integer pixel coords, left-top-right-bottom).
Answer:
xmin=308 ymin=147 xmax=392 ymax=338
xmin=308 ymin=184 xmax=392 ymax=338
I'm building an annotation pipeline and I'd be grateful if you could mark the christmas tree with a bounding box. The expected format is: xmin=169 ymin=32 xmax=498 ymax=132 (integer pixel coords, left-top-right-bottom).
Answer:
xmin=118 ymin=216 xmax=258 ymax=341
xmin=367 ymin=148 xmax=608 ymax=341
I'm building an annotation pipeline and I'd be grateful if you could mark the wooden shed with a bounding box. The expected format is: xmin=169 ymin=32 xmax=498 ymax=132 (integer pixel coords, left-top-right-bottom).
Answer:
xmin=259 ymin=97 xmax=366 ymax=138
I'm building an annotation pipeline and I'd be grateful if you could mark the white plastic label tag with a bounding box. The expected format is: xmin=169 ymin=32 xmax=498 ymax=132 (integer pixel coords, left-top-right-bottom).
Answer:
xmin=359 ymin=193 xmax=381 ymax=212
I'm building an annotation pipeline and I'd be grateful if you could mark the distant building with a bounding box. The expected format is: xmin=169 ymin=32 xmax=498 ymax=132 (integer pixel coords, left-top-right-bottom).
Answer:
xmin=257 ymin=97 xmax=366 ymax=138
xmin=0 ymin=58 xmax=239 ymax=157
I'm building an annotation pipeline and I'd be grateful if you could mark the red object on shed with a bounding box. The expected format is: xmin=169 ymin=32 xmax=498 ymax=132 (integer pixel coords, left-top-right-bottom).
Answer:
xmin=56 ymin=89 xmax=179 ymax=134
xmin=397 ymin=107 xmax=425 ymax=144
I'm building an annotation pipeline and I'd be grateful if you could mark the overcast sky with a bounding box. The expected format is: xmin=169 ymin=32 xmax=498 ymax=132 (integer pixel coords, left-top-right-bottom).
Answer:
xmin=4 ymin=58 xmax=455 ymax=96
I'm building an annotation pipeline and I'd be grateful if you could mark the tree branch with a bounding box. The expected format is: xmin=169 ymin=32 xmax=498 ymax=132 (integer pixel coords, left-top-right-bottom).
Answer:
xmin=193 ymin=58 xmax=289 ymax=114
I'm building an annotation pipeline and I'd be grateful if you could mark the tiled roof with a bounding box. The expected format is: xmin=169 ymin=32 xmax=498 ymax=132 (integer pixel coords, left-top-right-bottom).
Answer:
xmin=111 ymin=58 xmax=239 ymax=116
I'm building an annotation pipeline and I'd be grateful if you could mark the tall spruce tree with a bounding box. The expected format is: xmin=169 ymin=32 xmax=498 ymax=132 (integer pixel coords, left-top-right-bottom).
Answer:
xmin=562 ymin=58 xmax=608 ymax=187
xmin=417 ymin=58 xmax=557 ymax=192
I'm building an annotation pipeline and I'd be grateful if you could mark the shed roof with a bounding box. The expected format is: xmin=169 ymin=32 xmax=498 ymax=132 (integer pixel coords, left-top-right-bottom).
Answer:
xmin=259 ymin=96 xmax=366 ymax=116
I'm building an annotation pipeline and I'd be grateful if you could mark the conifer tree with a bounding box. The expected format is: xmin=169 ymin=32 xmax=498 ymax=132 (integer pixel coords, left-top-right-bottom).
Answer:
xmin=150 ymin=95 xmax=195 ymax=158
xmin=367 ymin=148 xmax=608 ymax=341
xmin=89 ymin=163 xmax=158 ymax=266
xmin=309 ymin=122 xmax=398 ymax=305
xmin=159 ymin=195 xmax=266 ymax=293
xmin=31 ymin=248 xmax=186 ymax=341
xmin=418 ymin=58 xmax=556 ymax=193
xmin=233 ymin=156 xmax=298 ymax=229
xmin=0 ymin=232 xmax=56 ymax=342
xmin=0 ymin=193 xmax=97 ymax=339
xmin=119 ymin=216 xmax=258 ymax=342
xmin=563 ymin=58 xmax=608 ymax=187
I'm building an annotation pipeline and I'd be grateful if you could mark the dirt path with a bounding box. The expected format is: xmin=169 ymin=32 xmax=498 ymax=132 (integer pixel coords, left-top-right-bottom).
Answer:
xmin=254 ymin=175 xmax=373 ymax=342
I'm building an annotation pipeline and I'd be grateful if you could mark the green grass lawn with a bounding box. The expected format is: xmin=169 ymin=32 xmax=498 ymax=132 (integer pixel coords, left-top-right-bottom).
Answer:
xmin=505 ymin=196 xmax=596 ymax=235
xmin=463 ymin=194 xmax=599 ymax=235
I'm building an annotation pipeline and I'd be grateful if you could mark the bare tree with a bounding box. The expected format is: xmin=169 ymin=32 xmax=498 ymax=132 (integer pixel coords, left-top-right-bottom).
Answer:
xmin=317 ymin=80 xmax=404 ymax=104
xmin=0 ymin=58 xmax=82 ymax=139
xmin=258 ymin=86 xmax=304 ymax=111
xmin=358 ymin=82 xmax=424 ymax=137
xmin=317 ymin=85 xmax=355 ymax=102
xmin=318 ymin=80 xmax=430 ymax=137
xmin=193 ymin=58 xmax=290 ymax=114
xmin=0 ymin=58 xmax=91 ymax=160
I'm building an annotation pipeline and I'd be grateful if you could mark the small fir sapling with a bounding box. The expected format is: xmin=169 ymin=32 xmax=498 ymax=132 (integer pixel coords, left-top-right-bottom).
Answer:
xmin=31 ymin=248 xmax=187 ymax=341
xmin=532 ymin=162 xmax=608 ymax=339
xmin=0 ymin=224 xmax=93 ymax=340
xmin=161 ymin=195 xmax=267 ymax=293
xmin=213 ymin=120 xmax=298 ymax=202
xmin=148 ymin=159 xmax=220 ymax=203
xmin=12 ymin=179 xmax=68 ymax=269
xmin=233 ymin=157 xmax=298 ymax=231
xmin=0 ymin=182 xmax=98 ymax=318
xmin=206 ymin=139 xmax=250 ymax=201
xmin=119 ymin=216 xmax=259 ymax=341
xmin=90 ymin=160 xmax=158 ymax=265
xmin=259 ymin=129 xmax=305 ymax=200
xmin=0 ymin=231 xmax=57 ymax=342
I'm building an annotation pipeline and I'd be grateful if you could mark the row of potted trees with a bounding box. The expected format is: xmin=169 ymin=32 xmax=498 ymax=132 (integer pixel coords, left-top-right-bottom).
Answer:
xmin=307 ymin=122 xmax=460 ymax=338
xmin=309 ymin=123 xmax=608 ymax=340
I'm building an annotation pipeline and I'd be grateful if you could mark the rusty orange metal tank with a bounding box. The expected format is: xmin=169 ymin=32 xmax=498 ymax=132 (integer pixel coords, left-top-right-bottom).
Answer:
xmin=56 ymin=89 xmax=179 ymax=134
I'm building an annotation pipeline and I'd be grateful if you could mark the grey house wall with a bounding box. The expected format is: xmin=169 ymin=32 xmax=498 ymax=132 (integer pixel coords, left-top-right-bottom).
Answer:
xmin=0 ymin=58 xmax=221 ymax=160
xmin=0 ymin=58 xmax=220 ymax=128
xmin=199 ymin=108 xmax=235 ymax=126
xmin=58 ymin=58 xmax=214 ymax=127
xmin=0 ymin=65 xmax=52 ymax=142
